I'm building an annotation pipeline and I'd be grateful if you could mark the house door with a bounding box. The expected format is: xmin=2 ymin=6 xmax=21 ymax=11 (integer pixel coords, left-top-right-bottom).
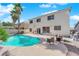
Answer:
xmin=37 ymin=28 xmax=41 ymax=34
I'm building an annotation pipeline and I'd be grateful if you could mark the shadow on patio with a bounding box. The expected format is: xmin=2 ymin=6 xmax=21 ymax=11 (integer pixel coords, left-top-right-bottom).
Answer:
xmin=64 ymin=43 xmax=79 ymax=56
xmin=42 ymin=43 xmax=68 ymax=55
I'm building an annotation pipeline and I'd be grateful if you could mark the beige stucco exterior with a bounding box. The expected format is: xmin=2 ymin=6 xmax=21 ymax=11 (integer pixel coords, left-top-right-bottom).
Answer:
xmin=28 ymin=8 xmax=71 ymax=36
xmin=75 ymin=22 xmax=79 ymax=32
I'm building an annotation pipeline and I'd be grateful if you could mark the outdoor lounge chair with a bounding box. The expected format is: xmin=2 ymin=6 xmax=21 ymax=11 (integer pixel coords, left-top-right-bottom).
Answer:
xmin=56 ymin=36 xmax=62 ymax=42
xmin=47 ymin=37 xmax=54 ymax=45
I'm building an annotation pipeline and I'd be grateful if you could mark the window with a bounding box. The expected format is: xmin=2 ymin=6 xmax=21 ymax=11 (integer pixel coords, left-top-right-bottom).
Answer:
xmin=37 ymin=18 xmax=41 ymax=22
xmin=42 ymin=27 xmax=50 ymax=33
xmin=48 ymin=15 xmax=54 ymax=20
xmin=54 ymin=26 xmax=61 ymax=30
xmin=29 ymin=28 xmax=32 ymax=32
xmin=30 ymin=20 xmax=33 ymax=23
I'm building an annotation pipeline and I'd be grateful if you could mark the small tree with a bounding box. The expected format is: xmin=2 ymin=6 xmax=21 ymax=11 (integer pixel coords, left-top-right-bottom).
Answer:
xmin=0 ymin=28 xmax=9 ymax=41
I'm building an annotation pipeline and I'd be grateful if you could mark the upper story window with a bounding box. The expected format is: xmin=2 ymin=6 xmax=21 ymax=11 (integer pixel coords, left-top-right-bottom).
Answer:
xmin=30 ymin=20 xmax=33 ymax=23
xmin=54 ymin=26 xmax=61 ymax=30
xmin=48 ymin=15 xmax=54 ymax=20
xmin=37 ymin=18 xmax=41 ymax=22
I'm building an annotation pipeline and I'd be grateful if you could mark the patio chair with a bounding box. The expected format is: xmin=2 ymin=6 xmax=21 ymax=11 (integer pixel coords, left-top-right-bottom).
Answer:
xmin=47 ymin=37 xmax=54 ymax=45
xmin=56 ymin=36 xmax=62 ymax=43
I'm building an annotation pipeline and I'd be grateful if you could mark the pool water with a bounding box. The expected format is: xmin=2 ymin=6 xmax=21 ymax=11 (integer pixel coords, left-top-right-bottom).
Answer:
xmin=0 ymin=35 xmax=41 ymax=46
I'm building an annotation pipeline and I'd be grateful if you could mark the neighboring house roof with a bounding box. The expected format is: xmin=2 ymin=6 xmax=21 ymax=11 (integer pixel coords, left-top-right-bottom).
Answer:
xmin=15 ymin=22 xmax=29 ymax=29
xmin=74 ymin=21 xmax=79 ymax=29
xmin=28 ymin=7 xmax=71 ymax=21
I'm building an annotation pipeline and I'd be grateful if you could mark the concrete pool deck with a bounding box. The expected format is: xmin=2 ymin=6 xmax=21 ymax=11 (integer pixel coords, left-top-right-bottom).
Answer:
xmin=24 ymin=34 xmax=52 ymax=39
xmin=64 ymin=41 xmax=79 ymax=56
xmin=7 ymin=41 xmax=79 ymax=56
xmin=8 ymin=43 xmax=68 ymax=56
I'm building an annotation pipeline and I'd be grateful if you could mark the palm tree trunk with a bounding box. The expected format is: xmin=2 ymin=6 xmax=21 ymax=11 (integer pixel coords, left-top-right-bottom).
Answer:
xmin=18 ymin=18 xmax=20 ymax=34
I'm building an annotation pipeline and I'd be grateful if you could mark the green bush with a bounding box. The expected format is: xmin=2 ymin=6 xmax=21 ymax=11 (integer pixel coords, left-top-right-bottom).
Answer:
xmin=63 ymin=40 xmax=71 ymax=42
xmin=0 ymin=28 xmax=9 ymax=41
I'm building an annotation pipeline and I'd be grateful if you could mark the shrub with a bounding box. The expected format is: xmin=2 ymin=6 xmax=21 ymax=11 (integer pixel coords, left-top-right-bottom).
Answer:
xmin=0 ymin=28 xmax=9 ymax=41
xmin=63 ymin=40 xmax=71 ymax=42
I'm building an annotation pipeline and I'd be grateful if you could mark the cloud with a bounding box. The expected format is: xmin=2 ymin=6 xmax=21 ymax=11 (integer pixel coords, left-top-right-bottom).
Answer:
xmin=41 ymin=10 xmax=57 ymax=15
xmin=70 ymin=15 xmax=79 ymax=21
xmin=6 ymin=4 xmax=14 ymax=13
xmin=2 ymin=16 xmax=12 ymax=22
xmin=0 ymin=4 xmax=14 ymax=17
xmin=0 ymin=12 xmax=4 ymax=16
xmin=20 ymin=18 xmax=26 ymax=22
xmin=39 ymin=3 xmax=68 ymax=8
xmin=39 ymin=3 xmax=57 ymax=9
xmin=39 ymin=4 xmax=52 ymax=8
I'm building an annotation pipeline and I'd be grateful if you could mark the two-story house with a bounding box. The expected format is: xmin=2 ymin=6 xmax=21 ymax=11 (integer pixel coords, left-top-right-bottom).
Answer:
xmin=28 ymin=8 xmax=71 ymax=36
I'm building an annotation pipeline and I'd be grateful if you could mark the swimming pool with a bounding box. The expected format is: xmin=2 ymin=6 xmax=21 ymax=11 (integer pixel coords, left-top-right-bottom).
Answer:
xmin=0 ymin=34 xmax=41 ymax=46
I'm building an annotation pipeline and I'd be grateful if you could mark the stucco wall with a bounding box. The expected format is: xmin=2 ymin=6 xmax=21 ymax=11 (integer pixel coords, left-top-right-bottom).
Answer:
xmin=28 ymin=9 xmax=70 ymax=36
xmin=75 ymin=24 xmax=79 ymax=32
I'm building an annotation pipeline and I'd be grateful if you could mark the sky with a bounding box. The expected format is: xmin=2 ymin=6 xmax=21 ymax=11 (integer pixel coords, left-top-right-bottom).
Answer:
xmin=0 ymin=3 xmax=79 ymax=28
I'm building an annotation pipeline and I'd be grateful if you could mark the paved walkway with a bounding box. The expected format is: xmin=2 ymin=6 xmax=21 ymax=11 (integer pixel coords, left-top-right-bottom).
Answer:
xmin=64 ymin=41 xmax=79 ymax=56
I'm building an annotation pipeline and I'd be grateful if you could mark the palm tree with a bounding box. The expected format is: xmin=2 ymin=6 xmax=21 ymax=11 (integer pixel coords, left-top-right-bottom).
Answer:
xmin=14 ymin=3 xmax=23 ymax=33
xmin=11 ymin=3 xmax=23 ymax=33
xmin=10 ymin=10 xmax=18 ymax=28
